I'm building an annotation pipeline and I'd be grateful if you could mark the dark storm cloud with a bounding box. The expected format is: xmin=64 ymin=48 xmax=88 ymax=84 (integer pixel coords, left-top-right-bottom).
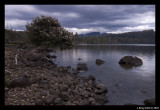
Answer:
xmin=5 ymin=5 xmax=155 ymax=33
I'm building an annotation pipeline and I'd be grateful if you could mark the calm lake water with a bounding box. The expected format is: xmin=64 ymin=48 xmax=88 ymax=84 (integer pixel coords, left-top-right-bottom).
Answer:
xmin=50 ymin=44 xmax=155 ymax=105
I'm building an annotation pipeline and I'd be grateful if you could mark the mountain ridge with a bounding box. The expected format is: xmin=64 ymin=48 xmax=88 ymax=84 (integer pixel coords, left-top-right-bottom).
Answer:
xmin=78 ymin=32 xmax=107 ymax=37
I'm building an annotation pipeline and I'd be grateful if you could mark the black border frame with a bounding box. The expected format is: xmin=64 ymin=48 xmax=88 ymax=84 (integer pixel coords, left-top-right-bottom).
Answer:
xmin=1 ymin=0 xmax=160 ymax=110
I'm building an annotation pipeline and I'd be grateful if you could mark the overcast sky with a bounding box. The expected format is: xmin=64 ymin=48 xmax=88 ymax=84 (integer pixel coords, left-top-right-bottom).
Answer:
xmin=5 ymin=5 xmax=155 ymax=34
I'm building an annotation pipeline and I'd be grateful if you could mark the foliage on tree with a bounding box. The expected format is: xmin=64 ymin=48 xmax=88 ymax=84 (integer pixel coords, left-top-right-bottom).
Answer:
xmin=26 ymin=15 xmax=74 ymax=48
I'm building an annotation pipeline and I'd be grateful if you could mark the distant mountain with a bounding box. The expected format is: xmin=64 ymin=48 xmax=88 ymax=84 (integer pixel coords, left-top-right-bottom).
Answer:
xmin=101 ymin=33 xmax=108 ymax=36
xmin=78 ymin=32 xmax=107 ymax=37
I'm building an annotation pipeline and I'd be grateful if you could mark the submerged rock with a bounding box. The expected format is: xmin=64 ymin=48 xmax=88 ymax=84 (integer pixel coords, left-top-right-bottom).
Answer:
xmin=96 ymin=59 xmax=105 ymax=65
xmin=119 ymin=56 xmax=143 ymax=66
xmin=78 ymin=58 xmax=82 ymax=60
xmin=144 ymin=98 xmax=155 ymax=105
xmin=77 ymin=63 xmax=88 ymax=71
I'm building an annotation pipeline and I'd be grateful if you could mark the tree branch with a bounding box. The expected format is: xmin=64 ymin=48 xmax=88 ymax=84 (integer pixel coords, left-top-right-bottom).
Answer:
xmin=15 ymin=54 xmax=19 ymax=65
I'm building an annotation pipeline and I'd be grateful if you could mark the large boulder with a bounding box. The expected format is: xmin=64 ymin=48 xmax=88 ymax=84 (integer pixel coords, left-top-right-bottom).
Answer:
xmin=36 ymin=99 xmax=43 ymax=105
xmin=144 ymin=98 xmax=155 ymax=105
xmin=30 ymin=76 xmax=42 ymax=84
xmin=44 ymin=94 xmax=55 ymax=104
xmin=60 ymin=84 xmax=68 ymax=91
xmin=119 ymin=63 xmax=133 ymax=70
xmin=95 ymin=84 xmax=108 ymax=94
xmin=54 ymin=98 xmax=62 ymax=104
xmin=94 ymin=95 xmax=109 ymax=104
xmin=88 ymin=97 xmax=96 ymax=105
xmin=80 ymin=90 xmax=91 ymax=97
xmin=79 ymin=99 xmax=90 ymax=105
xmin=88 ymin=75 xmax=95 ymax=81
xmin=96 ymin=59 xmax=105 ymax=65
xmin=58 ymin=66 xmax=71 ymax=73
xmin=77 ymin=63 xmax=88 ymax=71
xmin=60 ymin=93 xmax=69 ymax=102
xmin=8 ymin=76 xmax=30 ymax=88
xmin=119 ymin=56 xmax=143 ymax=66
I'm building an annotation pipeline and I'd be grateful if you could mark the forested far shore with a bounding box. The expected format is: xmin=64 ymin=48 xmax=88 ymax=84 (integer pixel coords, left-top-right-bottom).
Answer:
xmin=5 ymin=29 xmax=155 ymax=45
xmin=5 ymin=29 xmax=30 ymax=44
xmin=74 ymin=29 xmax=155 ymax=44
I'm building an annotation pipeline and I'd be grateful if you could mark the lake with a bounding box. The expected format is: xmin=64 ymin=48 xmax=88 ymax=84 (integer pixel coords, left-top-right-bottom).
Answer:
xmin=50 ymin=44 xmax=155 ymax=105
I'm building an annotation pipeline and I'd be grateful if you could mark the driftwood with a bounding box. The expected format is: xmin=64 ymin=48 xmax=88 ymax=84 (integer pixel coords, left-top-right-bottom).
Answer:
xmin=43 ymin=56 xmax=51 ymax=61
xmin=15 ymin=54 xmax=19 ymax=65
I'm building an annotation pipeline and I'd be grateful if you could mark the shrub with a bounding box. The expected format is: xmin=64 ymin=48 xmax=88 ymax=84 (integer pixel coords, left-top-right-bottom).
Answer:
xmin=26 ymin=15 xmax=74 ymax=48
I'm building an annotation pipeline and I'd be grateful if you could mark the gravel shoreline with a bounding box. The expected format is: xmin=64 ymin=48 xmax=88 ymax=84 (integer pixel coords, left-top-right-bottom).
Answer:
xmin=5 ymin=45 xmax=109 ymax=105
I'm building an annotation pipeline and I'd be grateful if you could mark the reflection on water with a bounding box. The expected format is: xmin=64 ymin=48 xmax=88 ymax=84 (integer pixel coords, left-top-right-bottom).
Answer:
xmin=51 ymin=44 xmax=155 ymax=105
xmin=119 ymin=64 xmax=134 ymax=70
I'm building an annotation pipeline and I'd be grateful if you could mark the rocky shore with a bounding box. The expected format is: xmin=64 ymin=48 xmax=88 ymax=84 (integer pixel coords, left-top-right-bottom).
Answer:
xmin=5 ymin=44 xmax=109 ymax=105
